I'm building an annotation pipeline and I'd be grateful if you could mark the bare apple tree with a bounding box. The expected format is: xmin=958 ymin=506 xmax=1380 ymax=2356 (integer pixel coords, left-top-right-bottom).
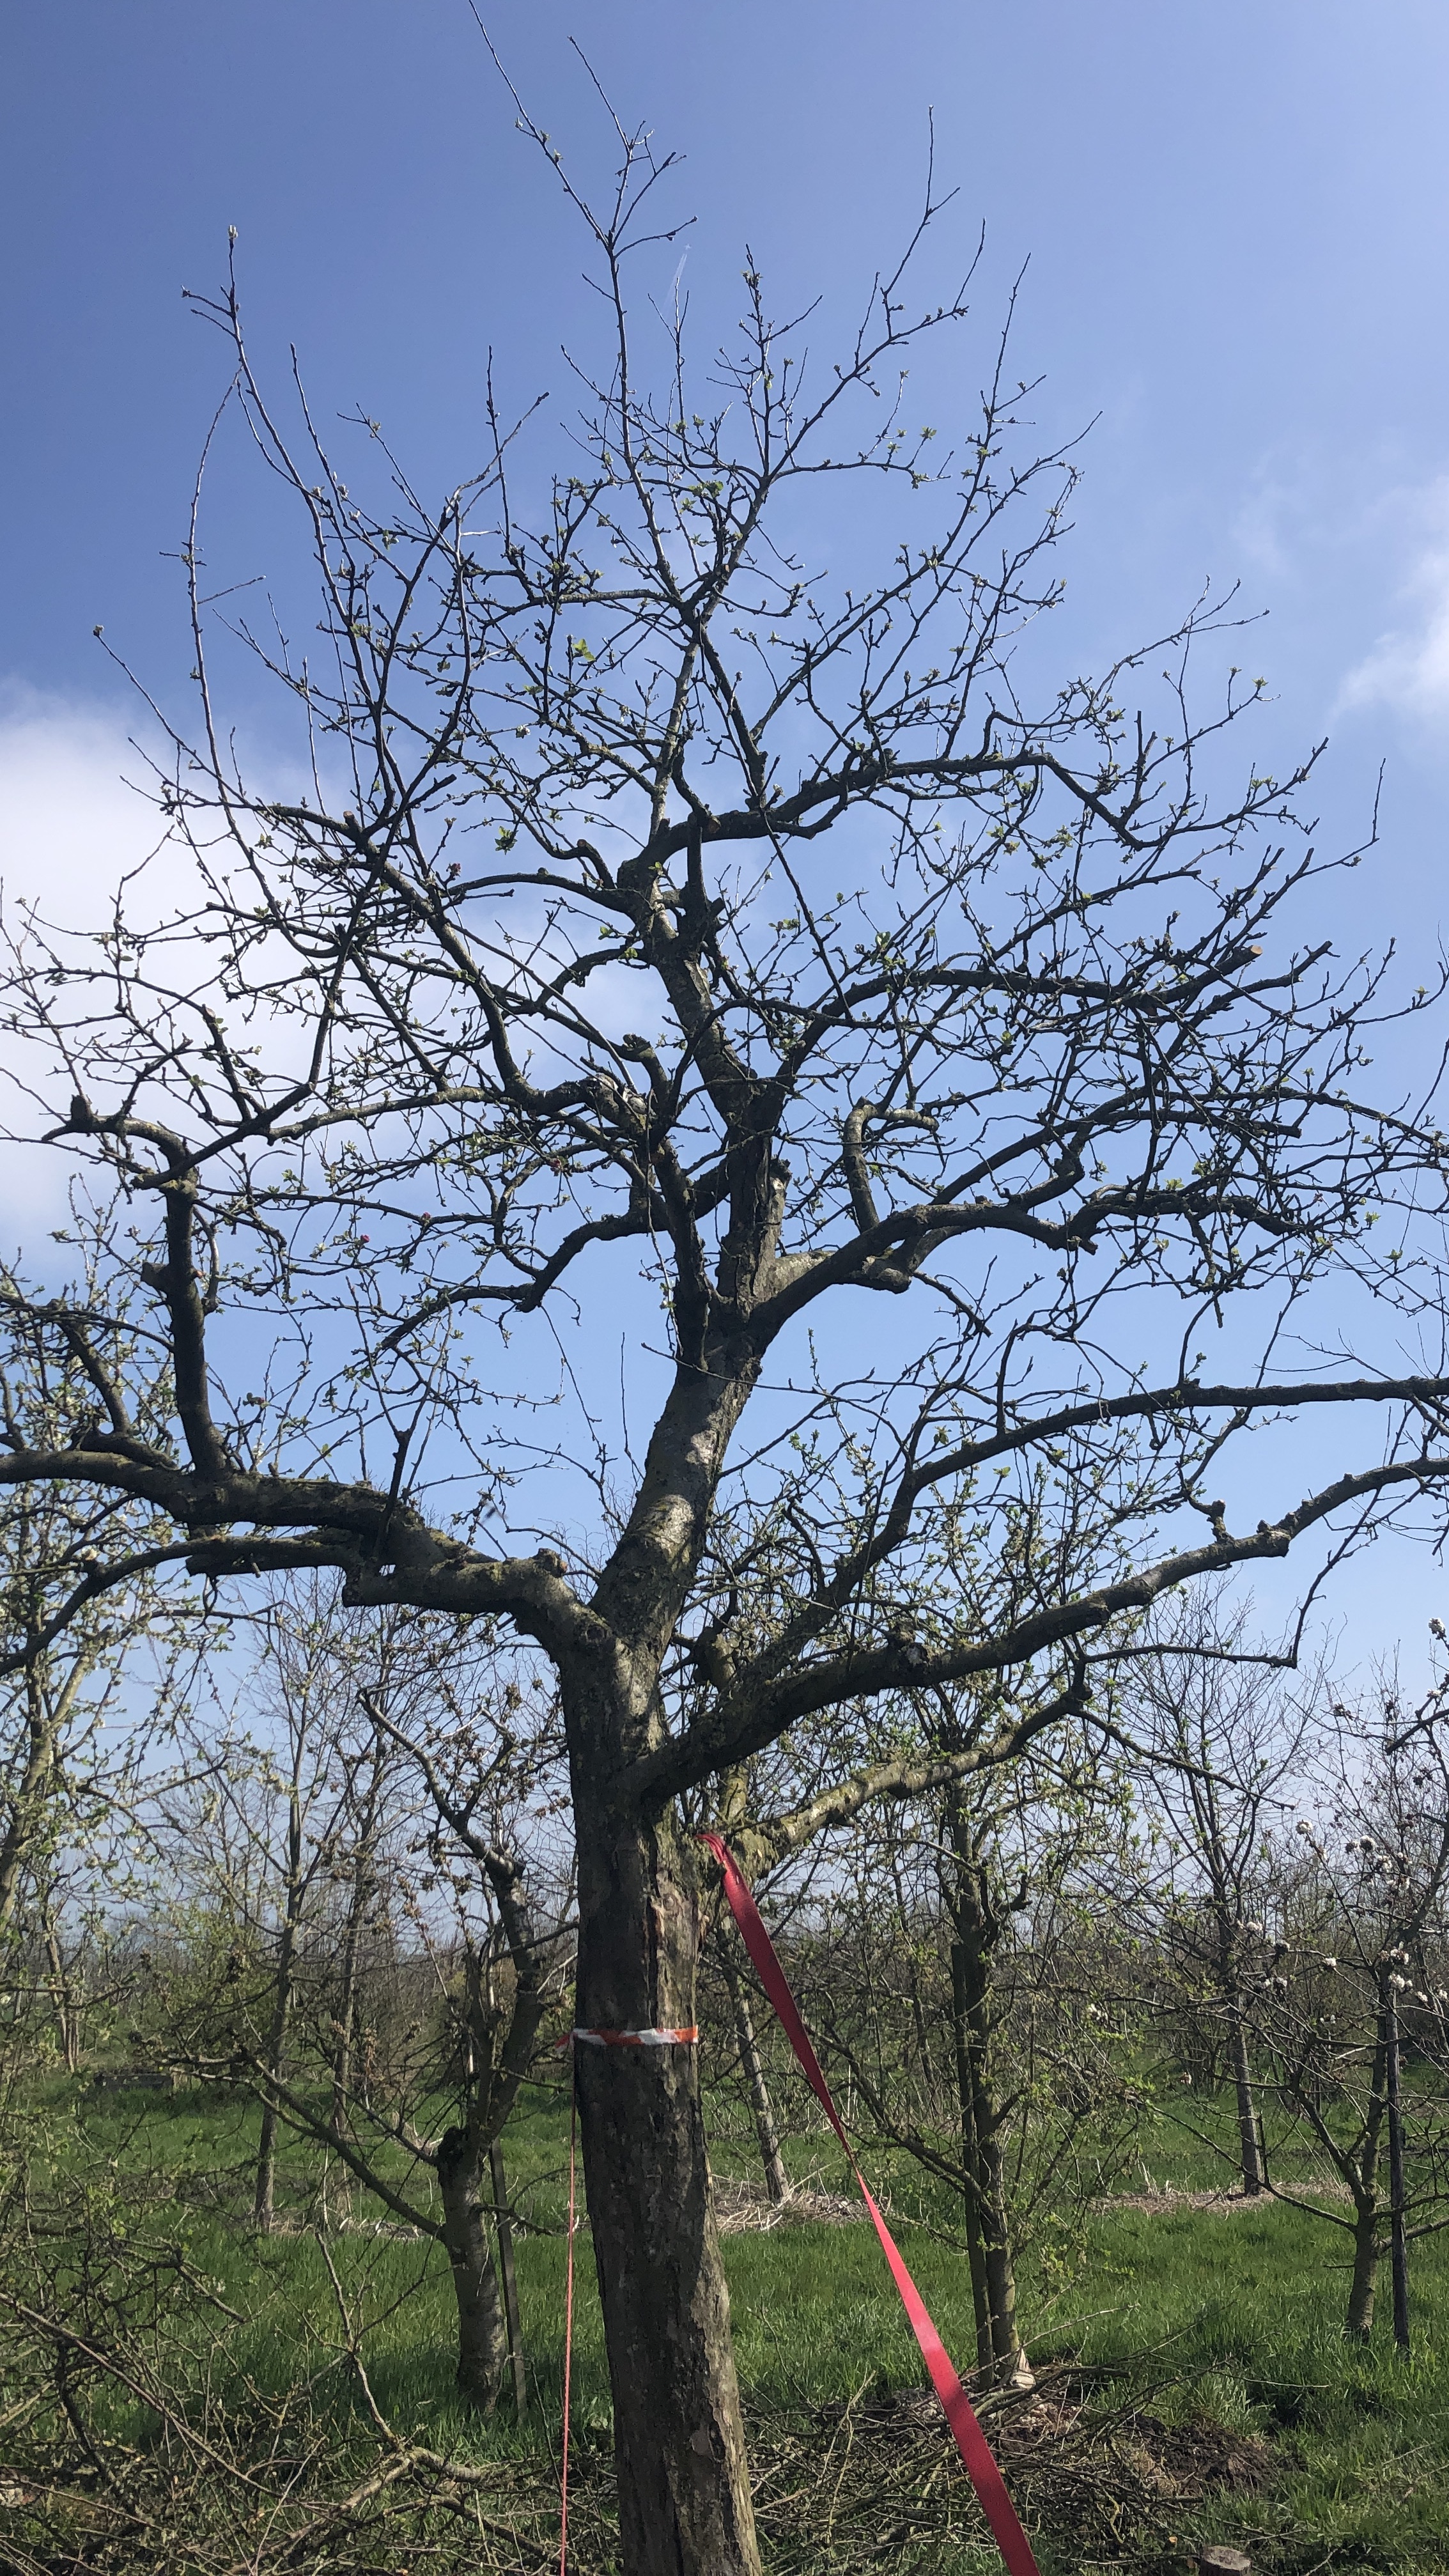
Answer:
xmin=3 ymin=99 xmax=1449 ymax=2576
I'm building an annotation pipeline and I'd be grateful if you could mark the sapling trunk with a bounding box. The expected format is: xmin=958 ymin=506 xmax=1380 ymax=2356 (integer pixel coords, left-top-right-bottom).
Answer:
xmin=720 ymin=1941 xmax=789 ymax=2205
xmin=254 ymin=1772 xmax=308 ymax=2230
xmin=1345 ymin=2200 xmax=1380 ymax=2341
xmin=42 ymin=1900 xmax=81 ymax=2074
xmin=437 ymin=2125 xmax=508 ymax=2411
xmin=330 ymin=1725 xmax=385 ymax=2135
xmin=329 ymin=1900 xmax=363 ymax=2132
xmin=1227 ymin=2014 xmax=1264 ymax=2195
xmin=1384 ymin=1983 xmax=1410 ymax=2352
xmin=253 ymin=1908 xmax=298 ymax=2228
xmin=949 ymin=1936 xmax=993 ymax=2369
xmin=1341 ymin=2007 xmax=1388 ymax=2342
xmin=490 ymin=2134 xmax=527 ymax=2418
xmin=945 ymin=1801 xmax=1031 ymax=2389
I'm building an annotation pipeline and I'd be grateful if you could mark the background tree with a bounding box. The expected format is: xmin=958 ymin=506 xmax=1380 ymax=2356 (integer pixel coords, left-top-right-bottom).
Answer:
xmin=0 ymin=1273 xmax=181 ymax=2063
xmin=1110 ymin=1590 xmax=1312 ymax=2196
xmin=1248 ymin=1684 xmax=1449 ymax=2345
xmin=5 ymin=96 xmax=1449 ymax=2576
xmin=780 ymin=1703 xmax=1133 ymax=2386
xmin=704 ymin=1767 xmax=794 ymax=2207
xmin=239 ymin=1653 xmax=566 ymax=2413
xmin=155 ymin=1579 xmax=370 ymax=2227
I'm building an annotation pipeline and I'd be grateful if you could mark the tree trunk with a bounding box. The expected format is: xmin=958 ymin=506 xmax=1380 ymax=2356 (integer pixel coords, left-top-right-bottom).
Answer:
xmin=437 ymin=2125 xmax=507 ymax=2412
xmin=331 ymin=1726 xmax=385 ymax=2132
xmin=1384 ymin=1985 xmax=1410 ymax=2352
xmin=947 ymin=1875 xmax=1031 ymax=2388
xmin=255 ymin=1774 xmax=310 ymax=2230
xmin=330 ymin=1901 xmax=364 ymax=2130
xmin=325 ymin=1860 xmax=368 ymax=2226
xmin=490 ymin=2134 xmax=527 ymax=2419
xmin=720 ymin=1941 xmax=789 ymax=2205
xmin=1345 ymin=2200 xmax=1379 ymax=2341
xmin=0 ymin=1679 xmax=55 ymax=1939
xmin=574 ymin=1814 xmax=759 ymax=2576
xmin=972 ymin=2079 xmax=1030 ymax=2386
xmin=42 ymin=1901 xmax=81 ymax=2073
xmin=949 ymin=1937 xmax=993 ymax=2371
xmin=254 ymin=1907 xmax=300 ymax=2228
xmin=1342 ymin=2014 xmax=1388 ymax=2343
xmin=1227 ymin=2013 xmax=1264 ymax=2195
xmin=253 ymin=2094 xmax=282 ymax=2226
xmin=254 ymin=1975 xmax=291 ymax=2226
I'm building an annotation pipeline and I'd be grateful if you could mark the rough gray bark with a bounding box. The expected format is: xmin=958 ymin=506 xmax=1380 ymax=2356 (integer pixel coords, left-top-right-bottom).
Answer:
xmin=961 ymin=1998 xmax=1028 ymax=2384
xmin=573 ymin=1815 xmax=758 ymax=2576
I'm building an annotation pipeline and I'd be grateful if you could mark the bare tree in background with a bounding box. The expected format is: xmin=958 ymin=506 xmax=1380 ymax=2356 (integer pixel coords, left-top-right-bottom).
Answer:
xmin=706 ymin=1769 xmax=792 ymax=2206
xmin=325 ymin=1699 xmax=392 ymax=2140
xmin=782 ymin=1700 xmax=1131 ymax=2386
xmin=1114 ymin=1590 xmax=1311 ymax=2196
xmin=240 ymin=1656 xmax=566 ymax=2412
xmin=249 ymin=1594 xmax=385 ymax=2230
xmin=1251 ymin=1683 xmax=1449 ymax=2346
xmin=5 ymin=82 xmax=1449 ymax=2572
xmin=0 ymin=1273 xmax=178 ymax=2061
xmin=157 ymin=1581 xmax=369 ymax=2228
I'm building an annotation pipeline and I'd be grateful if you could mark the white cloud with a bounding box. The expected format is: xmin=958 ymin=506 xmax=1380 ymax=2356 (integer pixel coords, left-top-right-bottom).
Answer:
xmin=0 ymin=681 xmax=171 ymax=920
xmin=1338 ymin=477 xmax=1449 ymax=724
xmin=0 ymin=683 xmax=662 ymax=1242
xmin=0 ymin=684 xmax=179 ymax=1234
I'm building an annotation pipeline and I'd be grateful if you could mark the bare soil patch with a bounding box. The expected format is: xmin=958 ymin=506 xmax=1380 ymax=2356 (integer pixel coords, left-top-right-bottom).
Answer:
xmin=1094 ymin=2180 xmax=1352 ymax=2215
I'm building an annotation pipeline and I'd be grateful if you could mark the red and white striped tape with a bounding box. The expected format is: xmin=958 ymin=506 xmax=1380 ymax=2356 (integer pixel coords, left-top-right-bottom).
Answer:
xmin=567 ymin=2024 xmax=699 ymax=2048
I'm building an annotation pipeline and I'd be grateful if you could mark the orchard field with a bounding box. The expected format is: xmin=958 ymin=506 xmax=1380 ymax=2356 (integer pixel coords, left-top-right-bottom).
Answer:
xmin=6 ymin=2022 xmax=1449 ymax=2575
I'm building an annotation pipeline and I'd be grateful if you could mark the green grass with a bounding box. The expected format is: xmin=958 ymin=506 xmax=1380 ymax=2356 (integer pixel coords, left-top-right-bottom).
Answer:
xmin=12 ymin=2076 xmax=1449 ymax=2571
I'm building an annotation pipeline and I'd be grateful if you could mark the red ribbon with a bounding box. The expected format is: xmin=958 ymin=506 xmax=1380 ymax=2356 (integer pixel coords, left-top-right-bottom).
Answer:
xmin=699 ymin=1831 xmax=1042 ymax=2576
xmin=559 ymin=2074 xmax=578 ymax=2576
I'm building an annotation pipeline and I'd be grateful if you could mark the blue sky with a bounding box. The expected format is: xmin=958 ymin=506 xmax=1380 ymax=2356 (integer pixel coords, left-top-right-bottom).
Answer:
xmin=8 ymin=0 xmax=1449 ymax=749
xmin=3 ymin=0 xmax=1449 ymax=1682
